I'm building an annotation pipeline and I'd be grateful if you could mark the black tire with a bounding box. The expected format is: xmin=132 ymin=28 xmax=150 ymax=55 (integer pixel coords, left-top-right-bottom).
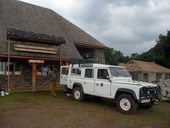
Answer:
xmin=140 ymin=101 xmax=154 ymax=109
xmin=73 ymin=87 xmax=84 ymax=102
xmin=116 ymin=94 xmax=138 ymax=114
xmin=64 ymin=85 xmax=69 ymax=92
xmin=65 ymin=85 xmax=72 ymax=94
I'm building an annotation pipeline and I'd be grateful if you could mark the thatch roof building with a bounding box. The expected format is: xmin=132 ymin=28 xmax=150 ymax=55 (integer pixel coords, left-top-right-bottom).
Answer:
xmin=0 ymin=0 xmax=106 ymax=92
xmin=122 ymin=60 xmax=170 ymax=73
xmin=0 ymin=0 xmax=106 ymax=61
xmin=120 ymin=60 xmax=170 ymax=83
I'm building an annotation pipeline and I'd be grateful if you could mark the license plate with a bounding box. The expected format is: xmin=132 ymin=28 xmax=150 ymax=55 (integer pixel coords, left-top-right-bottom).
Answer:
xmin=141 ymin=99 xmax=151 ymax=103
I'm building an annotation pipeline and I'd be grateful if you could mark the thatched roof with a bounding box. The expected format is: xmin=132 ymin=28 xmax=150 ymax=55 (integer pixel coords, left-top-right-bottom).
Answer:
xmin=0 ymin=0 xmax=106 ymax=60
xmin=7 ymin=27 xmax=65 ymax=45
xmin=121 ymin=60 xmax=170 ymax=73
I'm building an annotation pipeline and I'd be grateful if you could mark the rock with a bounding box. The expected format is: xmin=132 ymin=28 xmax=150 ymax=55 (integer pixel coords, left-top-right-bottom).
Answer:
xmin=158 ymin=79 xmax=170 ymax=101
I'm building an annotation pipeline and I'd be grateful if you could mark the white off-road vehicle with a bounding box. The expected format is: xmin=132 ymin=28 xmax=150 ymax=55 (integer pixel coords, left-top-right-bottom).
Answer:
xmin=60 ymin=63 xmax=159 ymax=114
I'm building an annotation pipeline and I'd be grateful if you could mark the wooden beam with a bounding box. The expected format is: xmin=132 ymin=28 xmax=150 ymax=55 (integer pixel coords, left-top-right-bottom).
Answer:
xmin=29 ymin=59 xmax=44 ymax=64
xmin=32 ymin=63 xmax=37 ymax=92
xmin=14 ymin=44 xmax=58 ymax=54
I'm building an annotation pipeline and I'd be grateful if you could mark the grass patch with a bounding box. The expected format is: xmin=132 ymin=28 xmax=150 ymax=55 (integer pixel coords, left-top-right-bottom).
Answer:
xmin=0 ymin=90 xmax=66 ymax=104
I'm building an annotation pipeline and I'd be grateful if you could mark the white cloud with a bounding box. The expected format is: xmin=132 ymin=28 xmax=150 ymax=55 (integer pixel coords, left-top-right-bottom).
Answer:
xmin=20 ymin=0 xmax=170 ymax=56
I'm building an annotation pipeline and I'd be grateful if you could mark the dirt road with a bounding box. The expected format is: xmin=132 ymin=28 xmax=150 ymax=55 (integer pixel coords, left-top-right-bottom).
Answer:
xmin=0 ymin=92 xmax=170 ymax=128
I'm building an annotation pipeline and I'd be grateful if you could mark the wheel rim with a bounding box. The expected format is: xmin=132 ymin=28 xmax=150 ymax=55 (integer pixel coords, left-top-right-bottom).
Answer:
xmin=74 ymin=90 xmax=80 ymax=99
xmin=120 ymin=98 xmax=131 ymax=111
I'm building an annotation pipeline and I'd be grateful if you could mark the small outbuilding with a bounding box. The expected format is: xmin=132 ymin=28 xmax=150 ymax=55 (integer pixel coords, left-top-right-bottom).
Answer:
xmin=119 ymin=60 xmax=170 ymax=83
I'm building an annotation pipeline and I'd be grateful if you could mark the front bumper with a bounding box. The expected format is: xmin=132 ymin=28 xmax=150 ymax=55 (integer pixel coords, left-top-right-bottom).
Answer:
xmin=139 ymin=86 xmax=160 ymax=103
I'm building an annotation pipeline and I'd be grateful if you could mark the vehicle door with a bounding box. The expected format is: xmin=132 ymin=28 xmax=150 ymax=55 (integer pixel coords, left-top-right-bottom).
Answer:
xmin=94 ymin=68 xmax=111 ymax=97
xmin=60 ymin=66 xmax=69 ymax=85
xmin=83 ymin=68 xmax=95 ymax=94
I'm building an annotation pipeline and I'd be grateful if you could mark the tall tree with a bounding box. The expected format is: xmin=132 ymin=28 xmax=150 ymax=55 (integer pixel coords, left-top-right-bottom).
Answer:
xmin=137 ymin=30 xmax=170 ymax=68
xmin=104 ymin=48 xmax=129 ymax=65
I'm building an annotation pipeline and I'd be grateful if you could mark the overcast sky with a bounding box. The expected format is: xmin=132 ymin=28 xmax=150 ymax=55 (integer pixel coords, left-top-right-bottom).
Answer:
xmin=20 ymin=0 xmax=170 ymax=56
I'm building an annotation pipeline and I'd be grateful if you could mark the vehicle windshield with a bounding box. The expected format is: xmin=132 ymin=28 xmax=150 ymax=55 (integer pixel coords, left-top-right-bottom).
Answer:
xmin=109 ymin=67 xmax=131 ymax=77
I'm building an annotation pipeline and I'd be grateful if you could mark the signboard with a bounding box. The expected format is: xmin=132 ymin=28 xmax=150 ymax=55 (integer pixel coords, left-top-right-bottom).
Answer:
xmin=14 ymin=44 xmax=57 ymax=54
xmin=28 ymin=59 xmax=44 ymax=63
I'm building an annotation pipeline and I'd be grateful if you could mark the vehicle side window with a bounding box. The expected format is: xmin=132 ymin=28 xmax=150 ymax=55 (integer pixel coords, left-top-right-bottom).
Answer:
xmin=71 ymin=68 xmax=81 ymax=76
xmin=97 ymin=69 xmax=108 ymax=79
xmin=85 ymin=69 xmax=93 ymax=78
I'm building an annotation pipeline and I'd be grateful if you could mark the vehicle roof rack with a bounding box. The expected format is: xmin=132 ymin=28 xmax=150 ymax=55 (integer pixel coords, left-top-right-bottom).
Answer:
xmin=70 ymin=59 xmax=95 ymax=67
xmin=81 ymin=63 xmax=93 ymax=67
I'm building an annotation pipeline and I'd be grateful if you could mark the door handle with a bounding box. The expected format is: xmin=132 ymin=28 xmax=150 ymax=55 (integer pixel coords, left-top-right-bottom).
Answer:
xmin=96 ymin=83 xmax=98 ymax=86
xmin=100 ymin=83 xmax=103 ymax=87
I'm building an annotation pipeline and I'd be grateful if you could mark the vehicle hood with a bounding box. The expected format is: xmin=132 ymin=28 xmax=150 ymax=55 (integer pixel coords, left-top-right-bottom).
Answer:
xmin=137 ymin=81 xmax=157 ymax=87
xmin=112 ymin=77 xmax=157 ymax=87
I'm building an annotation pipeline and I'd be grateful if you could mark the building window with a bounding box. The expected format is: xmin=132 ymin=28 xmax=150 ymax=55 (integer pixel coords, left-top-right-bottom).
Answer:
xmin=165 ymin=74 xmax=170 ymax=79
xmin=0 ymin=61 xmax=22 ymax=75
xmin=143 ymin=73 xmax=148 ymax=82
xmin=37 ymin=64 xmax=48 ymax=76
xmin=130 ymin=72 xmax=138 ymax=81
xmin=85 ymin=69 xmax=94 ymax=78
xmin=0 ymin=62 xmax=5 ymax=74
xmin=14 ymin=62 xmax=21 ymax=75
xmin=97 ymin=69 xmax=109 ymax=79
xmin=156 ymin=73 xmax=162 ymax=81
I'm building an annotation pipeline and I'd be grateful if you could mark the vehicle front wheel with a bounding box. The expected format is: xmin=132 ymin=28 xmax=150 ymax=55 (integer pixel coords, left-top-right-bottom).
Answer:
xmin=116 ymin=94 xmax=138 ymax=114
xmin=73 ymin=87 xmax=84 ymax=102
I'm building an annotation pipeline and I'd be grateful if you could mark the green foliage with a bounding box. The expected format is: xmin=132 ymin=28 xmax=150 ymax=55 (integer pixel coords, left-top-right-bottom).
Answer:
xmin=104 ymin=48 xmax=130 ymax=65
xmin=135 ymin=30 xmax=170 ymax=68
xmin=105 ymin=30 xmax=170 ymax=68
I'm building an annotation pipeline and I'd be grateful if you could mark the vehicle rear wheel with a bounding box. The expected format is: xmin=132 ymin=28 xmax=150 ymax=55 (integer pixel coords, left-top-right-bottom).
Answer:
xmin=73 ymin=87 xmax=84 ymax=102
xmin=116 ymin=94 xmax=138 ymax=114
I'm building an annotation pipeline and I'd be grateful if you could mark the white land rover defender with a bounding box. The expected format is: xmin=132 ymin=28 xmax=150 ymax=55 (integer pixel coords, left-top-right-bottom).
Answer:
xmin=60 ymin=63 xmax=159 ymax=114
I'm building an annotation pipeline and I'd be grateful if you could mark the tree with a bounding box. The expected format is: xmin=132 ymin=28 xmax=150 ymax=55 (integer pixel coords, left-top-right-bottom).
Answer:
xmin=137 ymin=30 xmax=170 ymax=68
xmin=104 ymin=48 xmax=130 ymax=65
xmin=131 ymin=53 xmax=139 ymax=59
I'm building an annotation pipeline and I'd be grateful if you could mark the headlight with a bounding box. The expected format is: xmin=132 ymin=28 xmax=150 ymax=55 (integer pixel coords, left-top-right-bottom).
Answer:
xmin=141 ymin=87 xmax=147 ymax=94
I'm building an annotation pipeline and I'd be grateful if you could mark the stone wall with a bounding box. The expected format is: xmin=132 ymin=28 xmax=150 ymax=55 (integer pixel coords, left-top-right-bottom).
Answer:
xmin=157 ymin=79 xmax=170 ymax=101
xmin=148 ymin=72 xmax=156 ymax=83
xmin=0 ymin=62 xmax=32 ymax=89
xmin=95 ymin=49 xmax=105 ymax=64
xmin=130 ymin=72 xmax=166 ymax=83
xmin=0 ymin=61 xmax=59 ymax=90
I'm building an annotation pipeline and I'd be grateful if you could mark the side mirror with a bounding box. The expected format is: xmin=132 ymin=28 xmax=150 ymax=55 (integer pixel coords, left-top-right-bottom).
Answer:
xmin=106 ymin=75 xmax=111 ymax=83
xmin=106 ymin=75 xmax=110 ymax=79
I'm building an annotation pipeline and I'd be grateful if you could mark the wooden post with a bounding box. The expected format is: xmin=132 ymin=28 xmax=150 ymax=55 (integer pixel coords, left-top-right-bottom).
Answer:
xmin=29 ymin=59 xmax=44 ymax=92
xmin=59 ymin=45 xmax=62 ymax=66
xmin=7 ymin=41 xmax=10 ymax=93
xmin=32 ymin=63 xmax=37 ymax=92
